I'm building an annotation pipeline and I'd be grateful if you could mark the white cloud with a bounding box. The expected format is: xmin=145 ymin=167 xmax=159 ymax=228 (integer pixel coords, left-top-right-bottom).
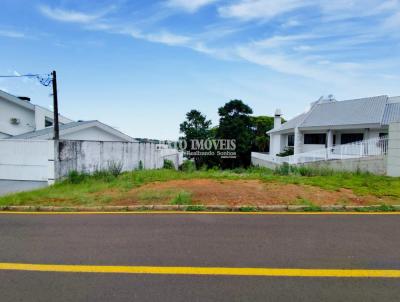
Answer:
xmin=281 ymin=19 xmax=301 ymax=28
xmin=383 ymin=11 xmax=400 ymax=28
xmin=293 ymin=45 xmax=312 ymax=51
xmin=218 ymin=0 xmax=400 ymax=21
xmin=0 ymin=29 xmax=25 ymax=38
xmin=218 ymin=0 xmax=310 ymax=20
xmin=39 ymin=5 xmax=192 ymax=47
xmin=236 ymin=47 xmax=326 ymax=80
xmin=36 ymin=2 xmax=400 ymax=85
xmin=39 ymin=5 xmax=107 ymax=23
xmin=167 ymin=0 xmax=218 ymax=13
xmin=130 ymin=30 xmax=191 ymax=46
xmin=253 ymin=34 xmax=316 ymax=48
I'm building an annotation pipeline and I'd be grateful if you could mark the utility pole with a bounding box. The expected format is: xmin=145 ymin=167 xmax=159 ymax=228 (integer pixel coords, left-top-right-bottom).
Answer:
xmin=52 ymin=70 xmax=59 ymax=140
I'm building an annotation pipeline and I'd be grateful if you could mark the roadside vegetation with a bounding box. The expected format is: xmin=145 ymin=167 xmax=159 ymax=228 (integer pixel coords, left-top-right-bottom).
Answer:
xmin=0 ymin=164 xmax=399 ymax=207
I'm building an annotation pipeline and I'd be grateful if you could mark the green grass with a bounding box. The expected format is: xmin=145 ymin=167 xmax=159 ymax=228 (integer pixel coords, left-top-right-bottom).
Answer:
xmin=1 ymin=166 xmax=400 ymax=207
xmin=185 ymin=205 xmax=205 ymax=211
xmin=238 ymin=206 xmax=258 ymax=212
xmin=137 ymin=189 xmax=179 ymax=204
xmin=353 ymin=204 xmax=397 ymax=212
xmin=170 ymin=191 xmax=192 ymax=205
xmin=295 ymin=198 xmax=322 ymax=212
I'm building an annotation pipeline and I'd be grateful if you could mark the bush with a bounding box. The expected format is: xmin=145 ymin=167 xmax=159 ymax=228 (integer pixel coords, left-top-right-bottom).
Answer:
xmin=274 ymin=162 xmax=291 ymax=175
xmin=107 ymin=161 xmax=123 ymax=177
xmin=180 ymin=160 xmax=196 ymax=172
xmin=163 ymin=159 xmax=175 ymax=170
xmin=199 ymin=164 xmax=209 ymax=171
xmin=276 ymin=147 xmax=294 ymax=157
xmin=92 ymin=169 xmax=115 ymax=182
xmin=138 ymin=160 xmax=144 ymax=170
xmin=232 ymin=167 xmax=247 ymax=174
xmin=292 ymin=166 xmax=334 ymax=177
xmin=274 ymin=163 xmax=335 ymax=177
xmin=67 ymin=171 xmax=87 ymax=184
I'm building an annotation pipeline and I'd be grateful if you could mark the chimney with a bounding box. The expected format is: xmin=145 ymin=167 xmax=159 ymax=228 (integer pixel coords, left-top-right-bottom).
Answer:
xmin=18 ymin=96 xmax=31 ymax=102
xmin=274 ymin=109 xmax=282 ymax=129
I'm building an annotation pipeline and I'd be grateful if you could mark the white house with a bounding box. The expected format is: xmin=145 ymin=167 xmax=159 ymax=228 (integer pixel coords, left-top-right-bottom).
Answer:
xmin=0 ymin=89 xmax=135 ymax=142
xmin=268 ymin=95 xmax=400 ymax=156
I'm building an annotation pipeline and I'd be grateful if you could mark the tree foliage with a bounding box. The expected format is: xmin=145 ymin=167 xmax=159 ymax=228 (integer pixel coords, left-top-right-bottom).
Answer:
xmin=180 ymin=101 xmax=285 ymax=169
xmin=251 ymin=116 xmax=274 ymax=152
xmin=217 ymin=100 xmax=253 ymax=168
xmin=179 ymin=110 xmax=212 ymax=167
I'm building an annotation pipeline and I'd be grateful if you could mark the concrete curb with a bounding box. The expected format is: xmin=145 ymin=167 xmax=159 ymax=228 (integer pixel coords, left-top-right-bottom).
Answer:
xmin=0 ymin=204 xmax=399 ymax=212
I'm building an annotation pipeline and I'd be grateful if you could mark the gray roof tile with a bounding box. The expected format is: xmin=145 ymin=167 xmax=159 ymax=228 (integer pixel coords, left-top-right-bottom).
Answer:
xmin=301 ymin=95 xmax=388 ymax=127
xmin=270 ymin=95 xmax=394 ymax=133
xmin=268 ymin=112 xmax=307 ymax=133
xmin=382 ymin=103 xmax=400 ymax=125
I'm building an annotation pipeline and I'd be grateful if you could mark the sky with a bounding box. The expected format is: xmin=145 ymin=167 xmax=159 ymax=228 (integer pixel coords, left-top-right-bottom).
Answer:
xmin=0 ymin=0 xmax=399 ymax=140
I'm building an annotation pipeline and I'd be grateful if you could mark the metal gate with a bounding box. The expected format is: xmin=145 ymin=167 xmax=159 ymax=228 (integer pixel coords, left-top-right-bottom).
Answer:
xmin=0 ymin=139 xmax=52 ymax=181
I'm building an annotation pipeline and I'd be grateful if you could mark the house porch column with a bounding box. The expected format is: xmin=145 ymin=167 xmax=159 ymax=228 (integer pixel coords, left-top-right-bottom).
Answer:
xmin=327 ymin=130 xmax=333 ymax=148
xmin=294 ymin=127 xmax=302 ymax=155
xmin=327 ymin=129 xmax=334 ymax=159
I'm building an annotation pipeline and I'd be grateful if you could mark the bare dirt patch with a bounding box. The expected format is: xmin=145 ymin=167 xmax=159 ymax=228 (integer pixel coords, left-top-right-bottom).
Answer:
xmin=111 ymin=179 xmax=385 ymax=206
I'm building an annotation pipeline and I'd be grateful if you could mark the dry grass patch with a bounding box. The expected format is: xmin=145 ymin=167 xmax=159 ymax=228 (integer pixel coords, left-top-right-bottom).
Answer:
xmin=111 ymin=179 xmax=387 ymax=206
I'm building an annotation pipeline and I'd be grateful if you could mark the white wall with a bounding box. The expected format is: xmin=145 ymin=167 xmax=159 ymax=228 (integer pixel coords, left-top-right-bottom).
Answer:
xmin=270 ymin=133 xmax=282 ymax=156
xmin=0 ymin=139 xmax=182 ymax=183
xmin=302 ymin=144 xmax=325 ymax=152
xmin=0 ymin=139 xmax=53 ymax=182
xmin=0 ymin=96 xmax=74 ymax=136
xmin=387 ymin=123 xmax=400 ymax=176
xmin=56 ymin=140 xmax=182 ymax=178
xmin=34 ymin=106 xmax=73 ymax=130
xmin=300 ymin=156 xmax=387 ymax=175
xmin=0 ymin=97 xmax=35 ymax=136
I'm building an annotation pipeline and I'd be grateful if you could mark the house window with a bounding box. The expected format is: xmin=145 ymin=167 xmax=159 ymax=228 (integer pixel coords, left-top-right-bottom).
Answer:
xmin=341 ymin=133 xmax=363 ymax=144
xmin=287 ymin=134 xmax=294 ymax=147
xmin=379 ymin=132 xmax=388 ymax=138
xmin=45 ymin=119 xmax=53 ymax=127
xmin=304 ymin=134 xmax=326 ymax=145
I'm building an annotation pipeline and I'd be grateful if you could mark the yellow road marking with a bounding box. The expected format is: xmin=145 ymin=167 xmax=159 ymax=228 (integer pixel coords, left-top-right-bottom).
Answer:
xmin=0 ymin=211 xmax=399 ymax=215
xmin=0 ymin=263 xmax=399 ymax=278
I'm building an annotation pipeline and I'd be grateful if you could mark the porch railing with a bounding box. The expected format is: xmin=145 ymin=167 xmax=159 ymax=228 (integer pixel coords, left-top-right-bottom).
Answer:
xmin=254 ymin=136 xmax=388 ymax=165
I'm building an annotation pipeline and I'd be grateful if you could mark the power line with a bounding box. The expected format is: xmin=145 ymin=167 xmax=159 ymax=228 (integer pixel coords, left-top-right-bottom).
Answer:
xmin=0 ymin=74 xmax=39 ymax=78
xmin=0 ymin=70 xmax=59 ymax=139
xmin=0 ymin=73 xmax=53 ymax=86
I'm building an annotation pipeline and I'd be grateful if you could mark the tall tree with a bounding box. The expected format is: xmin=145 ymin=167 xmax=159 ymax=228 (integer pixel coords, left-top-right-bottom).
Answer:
xmin=217 ymin=100 xmax=253 ymax=168
xmin=179 ymin=110 xmax=212 ymax=167
xmin=251 ymin=116 xmax=274 ymax=152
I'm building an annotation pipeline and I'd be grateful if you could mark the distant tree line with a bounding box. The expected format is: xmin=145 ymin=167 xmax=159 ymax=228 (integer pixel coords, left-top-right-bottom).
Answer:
xmin=179 ymin=100 xmax=284 ymax=169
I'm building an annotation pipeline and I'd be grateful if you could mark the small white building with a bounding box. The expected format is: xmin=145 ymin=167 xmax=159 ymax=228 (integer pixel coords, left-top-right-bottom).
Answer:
xmin=268 ymin=95 xmax=400 ymax=156
xmin=0 ymin=89 xmax=135 ymax=142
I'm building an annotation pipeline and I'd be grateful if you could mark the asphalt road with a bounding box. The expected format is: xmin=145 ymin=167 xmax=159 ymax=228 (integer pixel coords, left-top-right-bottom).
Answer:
xmin=0 ymin=213 xmax=399 ymax=301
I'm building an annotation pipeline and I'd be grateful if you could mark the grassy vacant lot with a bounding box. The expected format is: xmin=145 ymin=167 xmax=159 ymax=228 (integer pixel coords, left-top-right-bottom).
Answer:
xmin=1 ymin=166 xmax=399 ymax=208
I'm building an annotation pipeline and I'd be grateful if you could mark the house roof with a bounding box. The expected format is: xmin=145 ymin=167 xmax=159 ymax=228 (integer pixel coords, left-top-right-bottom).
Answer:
xmin=0 ymin=89 xmax=73 ymax=123
xmin=0 ymin=89 xmax=35 ymax=110
xmin=9 ymin=120 xmax=136 ymax=142
xmin=269 ymin=95 xmax=399 ymax=134
xmin=382 ymin=102 xmax=400 ymax=125
xmin=274 ymin=112 xmax=308 ymax=132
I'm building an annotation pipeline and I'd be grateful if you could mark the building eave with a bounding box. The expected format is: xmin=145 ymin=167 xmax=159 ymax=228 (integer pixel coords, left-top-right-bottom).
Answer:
xmin=298 ymin=123 xmax=385 ymax=131
xmin=0 ymin=90 xmax=35 ymax=111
